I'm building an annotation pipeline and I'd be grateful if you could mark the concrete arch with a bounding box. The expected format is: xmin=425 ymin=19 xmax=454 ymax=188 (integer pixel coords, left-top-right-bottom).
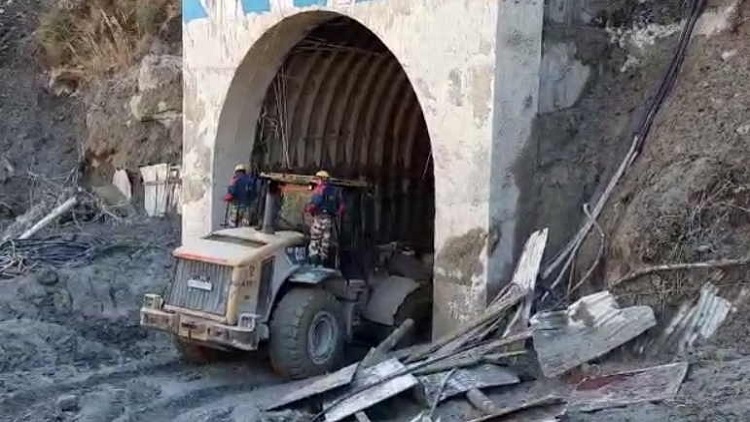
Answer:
xmin=213 ymin=10 xmax=436 ymax=247
xmin=183 ymin=1 xmax=544 ymax=336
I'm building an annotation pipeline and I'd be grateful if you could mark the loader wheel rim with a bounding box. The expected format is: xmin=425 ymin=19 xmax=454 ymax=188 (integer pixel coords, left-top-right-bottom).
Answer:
xmin=307 ymin=311 xmax=337 ymax=365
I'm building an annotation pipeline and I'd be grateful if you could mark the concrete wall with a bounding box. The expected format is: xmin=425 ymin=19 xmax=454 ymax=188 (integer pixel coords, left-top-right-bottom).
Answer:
xmin=181 ymin=0 xmax=544 ymax=336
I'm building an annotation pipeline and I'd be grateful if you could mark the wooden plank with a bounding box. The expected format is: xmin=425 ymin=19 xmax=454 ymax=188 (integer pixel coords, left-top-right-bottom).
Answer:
xmin=505 ymin=228 xmax=549 ymax=293
xmin=418 ymin=364 xmax=520 ymax=404
xmin=466 ymin=396 xmax=565 ymax=422
xmin=140 ymin=163 xmax=171 ymax=217
xmin=412 ymin=354 xmax=483 ymax=376
xmin=428 ymin=368 xmax=457 ymax=417
xmin=466 ymin=388 xmax=502 ymax=415
xmin=407 ymin=412 xmax=432 ymax=422
xmin=324 ymin=334 xmax=528 ymax=420
xmin=481 ymin=351 xmax=527 ymax=365
xmin=19 ymin=197 xmax=78 ymax=240
xmin=354 ymin=411 xmax=371 ymax=422
xmin=503 ymin=264 xmax=541 ymax=336
xmin=266 ymin=363 xmax=357 ymax=411
xmin=360 ymin=319 xmax=414 ymax=369
xmin=260 ymin=172 xmax=370 ymax=188
xmin=531 ymin=291 xmax=656 ymax=377
xmin=390 ymin=342 xmax=428 ymax=361
xmin=324 ymin=359 xmax=418 ymax=422
xmin=568 ymin=362 xmax=688 ymax=412
xmin=501 ymin=228 xmax=548 ymax=337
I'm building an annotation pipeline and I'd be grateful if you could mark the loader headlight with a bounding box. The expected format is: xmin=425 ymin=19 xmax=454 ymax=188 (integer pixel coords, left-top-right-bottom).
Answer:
xmin=238 ymin=313 xmax=258 ymax=331
xmin=143 ymin=294 xmax=164 ymax=310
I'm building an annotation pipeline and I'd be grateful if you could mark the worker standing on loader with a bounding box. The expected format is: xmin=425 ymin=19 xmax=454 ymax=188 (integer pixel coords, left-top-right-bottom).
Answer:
xmin=305 ymin=170 xmax=344 ymax=266
xmin=224 ymin=164 xmax=256 ymax=227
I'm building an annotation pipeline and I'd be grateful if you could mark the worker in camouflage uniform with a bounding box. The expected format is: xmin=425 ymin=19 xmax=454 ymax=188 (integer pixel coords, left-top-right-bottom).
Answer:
xmin=223 ymin=164 xmax=256 ymax=227
xmin=304 ymin=170 xmax=344 ymax=266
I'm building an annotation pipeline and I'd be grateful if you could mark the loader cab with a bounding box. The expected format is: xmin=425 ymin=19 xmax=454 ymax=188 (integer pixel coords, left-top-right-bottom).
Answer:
xmin=252 ymin=172 xmax=374 ymax=276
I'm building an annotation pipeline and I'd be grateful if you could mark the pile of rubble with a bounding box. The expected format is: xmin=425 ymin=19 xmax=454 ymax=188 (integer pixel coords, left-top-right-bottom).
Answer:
xmin=263 ymin=229 xmax=690 ymax=422
xmin=0 ymin=173 xmax=141 ymax=279
xmin=0 ymin=235 xmax=100 ymax=279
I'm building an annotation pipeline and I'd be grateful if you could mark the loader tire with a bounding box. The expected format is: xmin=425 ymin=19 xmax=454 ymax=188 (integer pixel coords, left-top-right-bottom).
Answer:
xmin=269 ymin=287 xmax=345 ymax=379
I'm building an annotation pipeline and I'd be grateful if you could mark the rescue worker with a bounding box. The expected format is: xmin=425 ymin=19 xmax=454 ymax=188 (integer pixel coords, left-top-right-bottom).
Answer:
xmin=305 ymin=170 xmax=344 ymax=266
xmin=224 ymin=164 xmax=256 ymax=227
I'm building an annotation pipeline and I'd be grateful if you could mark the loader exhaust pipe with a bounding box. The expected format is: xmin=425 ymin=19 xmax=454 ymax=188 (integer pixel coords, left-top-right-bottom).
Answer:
xmin=262 ymin=182 xmax=277 ymax=235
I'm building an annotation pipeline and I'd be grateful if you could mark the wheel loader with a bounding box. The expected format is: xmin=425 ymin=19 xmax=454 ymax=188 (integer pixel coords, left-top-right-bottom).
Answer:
xmin=140 ymin=172 xmax=432 ymax=379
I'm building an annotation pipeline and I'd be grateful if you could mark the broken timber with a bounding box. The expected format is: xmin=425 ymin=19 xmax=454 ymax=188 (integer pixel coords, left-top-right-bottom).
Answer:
xmin=266 ymin=364 xmax=357 ymax=410
xmin=417 ymin=364 xmax=520 ymax=405
xmin=354 ymin=412 xmax=371 ymax=422
xmin=408 ymin=229 xmax=548 ymax=362
xmin=324 ymin=358 xmax=418 ymax=422
xmin=412 ymin=350 xmax=529 ymax=377
xmin=276 ymin=229 xmax=549 ymax=421
xmin=314 ymin=331 xmax=530 ymax=422
xmin=270 ymin=320 xmax=417 ymax=413
xmin=18 ymin=196 xmax=78 ymax=240
xmin=466 ymin=388 xmax=502 ymax=415
xmin=503 ymin=228 xmax=546 ymax=337
xmin=531 ymin=291 xmax=656 ymax=378
xmin=361 ymin=318 xmax=414 ymax=369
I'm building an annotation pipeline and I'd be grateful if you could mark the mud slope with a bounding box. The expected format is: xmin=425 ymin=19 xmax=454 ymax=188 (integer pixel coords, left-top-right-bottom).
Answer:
xmin=600 ymin=0 xmax=750 ymax=331
xmin=0 ymin=0 xmax=84 ymax=221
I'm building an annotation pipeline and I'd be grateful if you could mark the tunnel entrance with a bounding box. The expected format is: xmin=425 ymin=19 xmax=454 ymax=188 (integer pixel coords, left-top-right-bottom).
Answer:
xmin=251 ymin=16 xmax=434 ymax=254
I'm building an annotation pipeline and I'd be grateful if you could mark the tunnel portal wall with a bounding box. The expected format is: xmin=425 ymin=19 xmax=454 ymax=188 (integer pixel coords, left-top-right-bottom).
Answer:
xmin=181 ymin=0 xmax=544 ymax=336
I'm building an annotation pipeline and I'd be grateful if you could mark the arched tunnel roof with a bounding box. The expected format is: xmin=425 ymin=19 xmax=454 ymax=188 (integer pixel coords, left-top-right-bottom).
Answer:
xmin=254 ymin=17 xmax=434 ymax=249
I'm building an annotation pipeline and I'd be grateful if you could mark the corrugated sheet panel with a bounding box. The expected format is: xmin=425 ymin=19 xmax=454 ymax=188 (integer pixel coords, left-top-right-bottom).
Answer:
xmin=252 ymin=17 xmax=434 ymax=251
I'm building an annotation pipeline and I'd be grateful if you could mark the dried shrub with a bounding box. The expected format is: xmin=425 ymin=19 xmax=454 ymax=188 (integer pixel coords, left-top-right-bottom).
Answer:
xmin=36 ymin=0 xmax=178 ymax=79
xmin=658 ymin=164 xmax=750 ymax=265
xmin=615 ymin=161 xmax=750 ymax=312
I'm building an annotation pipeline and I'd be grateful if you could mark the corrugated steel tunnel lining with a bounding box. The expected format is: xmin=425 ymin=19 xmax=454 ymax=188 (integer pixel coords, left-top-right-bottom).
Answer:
xmin=252 ymin=16 xmax=434 ymax=251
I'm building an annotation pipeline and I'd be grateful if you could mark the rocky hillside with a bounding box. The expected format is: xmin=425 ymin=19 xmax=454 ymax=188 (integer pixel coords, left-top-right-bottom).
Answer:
xmin=0 ymin=0 xmax=84 ymax=221
xmin=0 ymin=0 xmax=181 ymax=227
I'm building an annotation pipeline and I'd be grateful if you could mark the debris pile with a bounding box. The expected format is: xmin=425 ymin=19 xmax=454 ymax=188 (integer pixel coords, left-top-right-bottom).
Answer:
xmin=265 ymin=229 xmax=685 ymax=421
xmin=0 ymin=235 xmax=101 ymax=279
xmin=531 ymin=291 xmax=655 ymax=378
xmin=0 ymin=173 xmax=130 ymax=279
xmin=645 ymin=282 xmax=747 ymax=356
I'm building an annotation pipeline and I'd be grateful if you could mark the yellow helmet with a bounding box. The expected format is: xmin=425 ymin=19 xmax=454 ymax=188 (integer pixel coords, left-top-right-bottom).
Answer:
xmin=234 ymin=164 xmax=247 ymax=172
xmin=315 ymin=170 xmax=330 ymax=179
